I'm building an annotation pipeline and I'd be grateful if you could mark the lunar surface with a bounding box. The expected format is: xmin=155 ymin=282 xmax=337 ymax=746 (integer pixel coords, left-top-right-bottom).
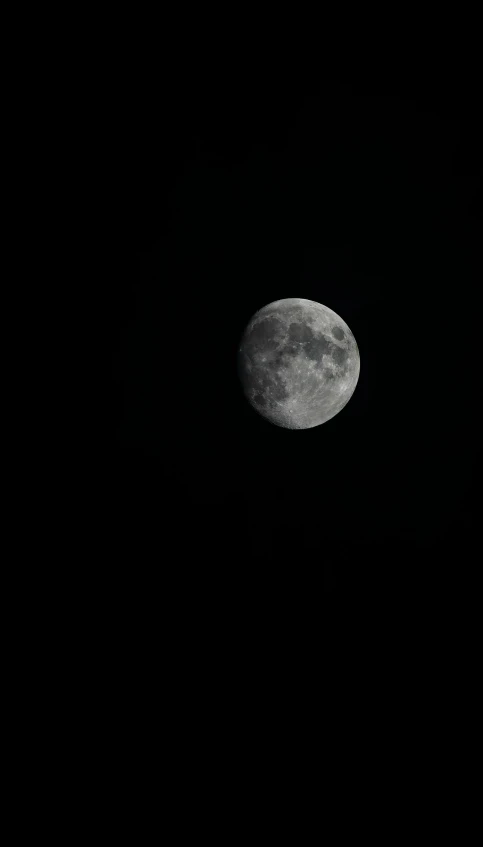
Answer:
xmin=237 ymin=298 xmax=360 ymax=429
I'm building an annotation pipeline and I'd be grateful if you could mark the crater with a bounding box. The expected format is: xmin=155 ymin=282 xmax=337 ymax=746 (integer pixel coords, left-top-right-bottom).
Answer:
xmin=332 ymin=326 xmax=345 ymax=341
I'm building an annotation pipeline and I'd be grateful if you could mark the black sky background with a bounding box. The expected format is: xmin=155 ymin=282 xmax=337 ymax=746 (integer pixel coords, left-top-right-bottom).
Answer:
xmin=96 ymin=59 xmax=480 ymax=675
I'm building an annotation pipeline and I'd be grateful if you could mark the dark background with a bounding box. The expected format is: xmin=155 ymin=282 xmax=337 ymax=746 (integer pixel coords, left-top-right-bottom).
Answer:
xmin=94 ymin=58 xmax=480 ymax=671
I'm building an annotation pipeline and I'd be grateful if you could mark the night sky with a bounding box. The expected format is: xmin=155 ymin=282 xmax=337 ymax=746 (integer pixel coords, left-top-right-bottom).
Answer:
xmin=98 ymin=62 xmax=480 ymax=674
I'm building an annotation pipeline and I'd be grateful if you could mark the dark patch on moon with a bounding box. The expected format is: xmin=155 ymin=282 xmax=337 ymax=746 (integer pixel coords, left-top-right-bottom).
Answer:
xmin=268 ymin=350 xmax=286 ymax=370
xmin=331 ymin=345 xmax=348 ymax=367
xmin=324 ymin=369 xmax=335 ymax=380
xmin=253 ymin=393 xmax=267 ymax=407
xmin=253 ymin=371 xmax=271 ymax=393
xmin=245 ymin=317 xmax=282 ymax=356
xmin=332 ymin=326 xmax=345 ymax=341
xmin=305 ymin=333 xmax=332 ymax=362
xmin=288 ymin=322 xmax=314 ymax=343
xmin=247 ymin=365 xmax=289 ymax=405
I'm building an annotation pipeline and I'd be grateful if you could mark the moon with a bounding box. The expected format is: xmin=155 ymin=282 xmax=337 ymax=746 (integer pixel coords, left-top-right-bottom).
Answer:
xmin=237 ymin=298 xmax=360 ymax=429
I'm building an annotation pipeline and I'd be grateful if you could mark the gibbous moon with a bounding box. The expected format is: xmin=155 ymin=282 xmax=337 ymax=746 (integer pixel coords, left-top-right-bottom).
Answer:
xmin=237 ymin=298 xmax=360 ymax=429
